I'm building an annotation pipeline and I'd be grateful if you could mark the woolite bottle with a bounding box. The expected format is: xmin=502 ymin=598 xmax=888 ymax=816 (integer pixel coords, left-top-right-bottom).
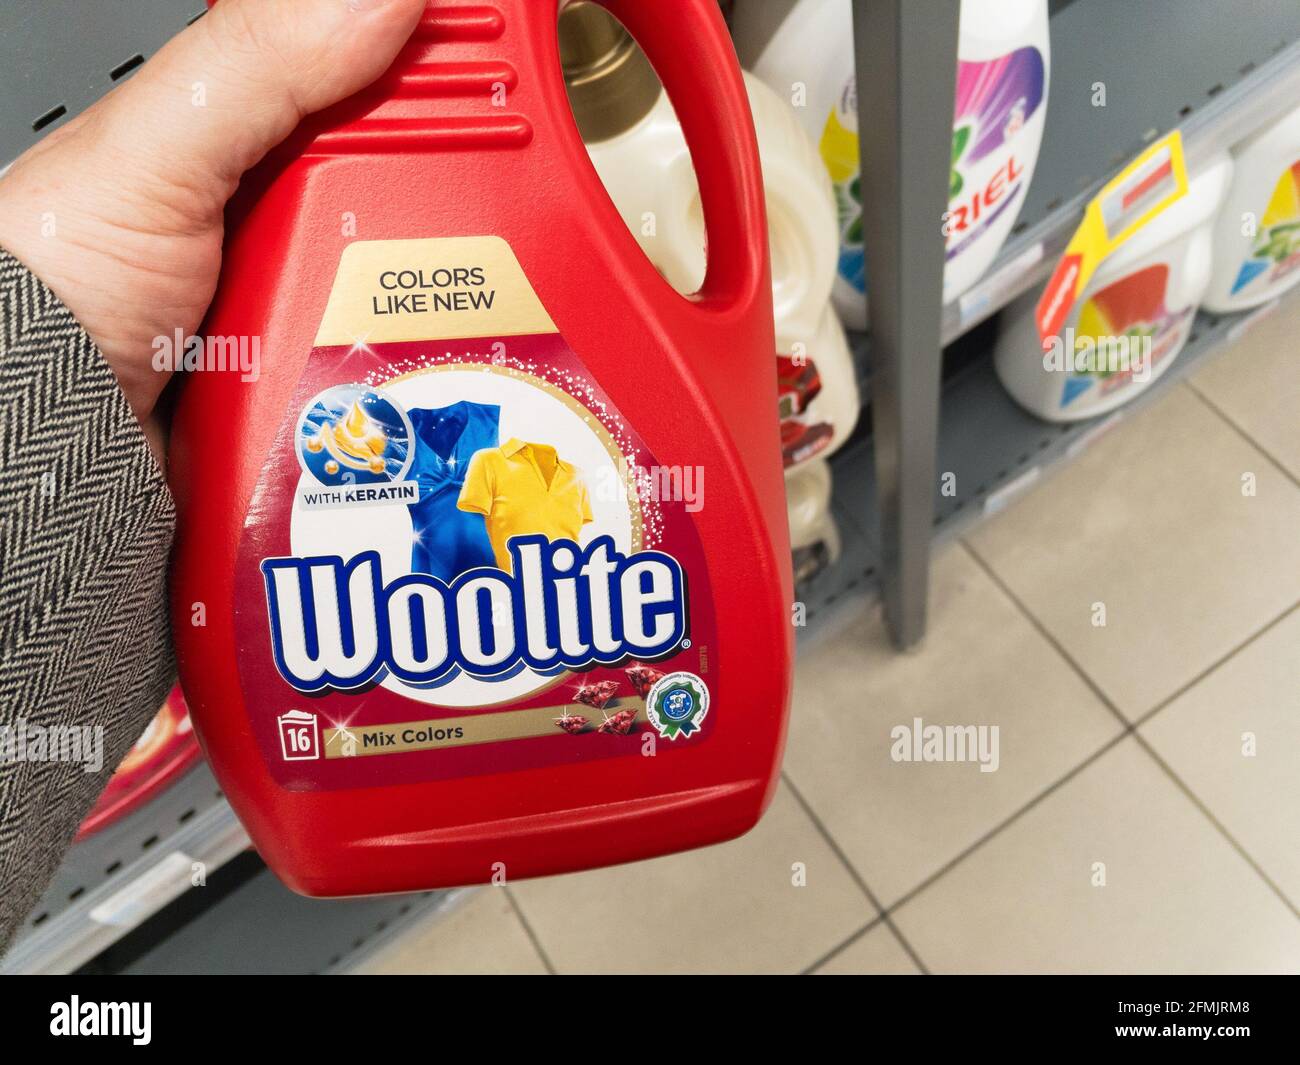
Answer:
xmin=170 ymin=1 xmax=792 ymax=896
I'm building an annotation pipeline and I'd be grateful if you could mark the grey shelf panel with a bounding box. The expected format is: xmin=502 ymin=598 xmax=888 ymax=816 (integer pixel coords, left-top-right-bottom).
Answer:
xmin=942 ymin=0 xmax=1300 ymax=343
xmin=330 ymin=888 xmax=474 ymax=974
xmin=3 ymin=751 xmax=459 ymax=974
xmin=800 ymin=292 xmax=1295 ymax=635
xmin=0 ymin=0 xmax=206 ymax=166
xmin=1 ymin=762 xmax=247 ymax=974
xmin=120 ymin=869 xmax=452 ymax=975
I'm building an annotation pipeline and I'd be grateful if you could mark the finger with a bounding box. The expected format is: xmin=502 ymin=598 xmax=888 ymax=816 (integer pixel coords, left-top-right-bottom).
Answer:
xmin=98 ymin=0 xmax=428 ymax=210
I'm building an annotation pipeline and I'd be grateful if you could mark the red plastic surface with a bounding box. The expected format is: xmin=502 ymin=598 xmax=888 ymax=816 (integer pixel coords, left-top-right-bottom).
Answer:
xmin=171 ymin=0 xmax=791 ymax=896
xmin=76 ymin=686 xmax=201 ymax=841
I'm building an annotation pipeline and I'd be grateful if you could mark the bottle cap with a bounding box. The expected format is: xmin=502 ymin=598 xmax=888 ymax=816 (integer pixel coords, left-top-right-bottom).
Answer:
xmin=559 ymin=3 xmax=662 ymax=142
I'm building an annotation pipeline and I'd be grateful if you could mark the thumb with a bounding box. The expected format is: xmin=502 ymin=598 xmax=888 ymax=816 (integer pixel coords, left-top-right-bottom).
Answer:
xmin=0 ymin=0 xmax=428 ymax=446
xmin=99 ymin=0 xmax=427 ymax=209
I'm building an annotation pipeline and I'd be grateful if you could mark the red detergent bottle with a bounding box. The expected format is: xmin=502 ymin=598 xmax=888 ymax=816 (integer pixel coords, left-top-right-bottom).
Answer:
xmin=170 ymin=0 xmax=792 ymax=896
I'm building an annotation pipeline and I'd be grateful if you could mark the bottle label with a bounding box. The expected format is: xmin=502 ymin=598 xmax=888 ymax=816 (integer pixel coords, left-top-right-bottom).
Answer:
xmin=819 ymin=46 xmax=1046 ymax=295
xmin=1229 ymin=160 xmax=1300 ymax=295
xmin=1037 ymin=132 xmax=1189 ymax=349
xmin=819 ymin=77 xmax=865 ymax=294
xmin=776 ymin=352 xmax=834 ymax=467
xmin=234 ymin=237 xmax=716 ymax=789
xmin=945 ymin=45 xmax=1045 ymax=262
xmin=1047 ymin=263 xmax=1192 ymax=410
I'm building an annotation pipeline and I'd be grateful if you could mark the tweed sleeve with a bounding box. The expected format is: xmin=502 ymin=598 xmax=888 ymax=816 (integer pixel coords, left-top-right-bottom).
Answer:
xmin=0 ymin=248 xmax=176 ymax=955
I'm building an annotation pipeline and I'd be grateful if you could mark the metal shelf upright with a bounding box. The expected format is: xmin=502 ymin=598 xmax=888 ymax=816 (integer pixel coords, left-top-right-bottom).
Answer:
xmin=850 ymin=0 xmax=961 ymax=648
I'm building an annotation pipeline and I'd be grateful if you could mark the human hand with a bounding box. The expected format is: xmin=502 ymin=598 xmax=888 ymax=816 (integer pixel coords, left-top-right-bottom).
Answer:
xmin=0 ymin=0 xmax=427 ymax=460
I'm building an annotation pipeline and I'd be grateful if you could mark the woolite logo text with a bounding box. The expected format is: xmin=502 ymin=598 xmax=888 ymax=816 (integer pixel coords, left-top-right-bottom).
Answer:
xmin=261 ymin=535 xmax=688 ymax=692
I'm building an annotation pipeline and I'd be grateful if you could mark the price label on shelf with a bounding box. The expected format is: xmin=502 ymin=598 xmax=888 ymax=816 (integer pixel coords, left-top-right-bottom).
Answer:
xmin=1036 ymin=131 xmax=1189 ymax=348
xmin=983 ymin=466 xmax=1041 ymax=515
xmin=89 ymin=851 xmax=197 ymax=929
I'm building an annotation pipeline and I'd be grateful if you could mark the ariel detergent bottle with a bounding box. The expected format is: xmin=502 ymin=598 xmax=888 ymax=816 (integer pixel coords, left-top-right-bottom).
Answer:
xmin=1204 ymin=103 xmax=1300 ymax=313
xmin=995 ymin=155 xmax=1233 ymax=422
xmin=732 ymin=0 xmax=1051 ymax=327
xmin=170 ymin=0 xmax=793 ymax=896
xmin=562 ymin=4 xmax=858 ymax=471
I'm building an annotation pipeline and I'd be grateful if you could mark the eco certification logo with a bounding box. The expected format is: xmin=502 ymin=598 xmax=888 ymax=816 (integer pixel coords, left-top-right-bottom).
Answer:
xmin=645 ymin=671 xmax=709 ymax=741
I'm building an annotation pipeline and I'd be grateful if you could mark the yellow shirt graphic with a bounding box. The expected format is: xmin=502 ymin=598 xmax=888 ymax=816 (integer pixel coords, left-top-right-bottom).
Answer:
xmin=457 ymin=438 xmax=594 ymax=571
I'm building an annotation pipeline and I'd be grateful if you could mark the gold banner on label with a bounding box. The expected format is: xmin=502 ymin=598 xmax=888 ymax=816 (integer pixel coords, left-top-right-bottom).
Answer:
xmin=313 ymin=235 xmax=558 ymax=346
xmin=321 ymin=699 xmax=647 ymax=758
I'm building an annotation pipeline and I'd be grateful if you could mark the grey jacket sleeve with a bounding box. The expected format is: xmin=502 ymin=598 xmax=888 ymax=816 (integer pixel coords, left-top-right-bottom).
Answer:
xmin=0 ymin=248 xmax=176 ymax=954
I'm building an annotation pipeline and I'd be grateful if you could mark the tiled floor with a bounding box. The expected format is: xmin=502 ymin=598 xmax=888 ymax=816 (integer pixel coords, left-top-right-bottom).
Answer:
xmin=359 ymin=296 xmax=1300 ymax=974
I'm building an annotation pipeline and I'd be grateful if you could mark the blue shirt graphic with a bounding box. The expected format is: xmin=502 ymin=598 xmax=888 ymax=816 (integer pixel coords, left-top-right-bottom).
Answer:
xmin=406 ymin=401 xmax=500 ymax=581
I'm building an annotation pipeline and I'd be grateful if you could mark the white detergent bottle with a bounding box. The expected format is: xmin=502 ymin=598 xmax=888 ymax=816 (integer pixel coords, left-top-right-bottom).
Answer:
xmin=562 ymin=3 xmax=840 ymax=350
xmin=994 ymin=154 xmax=1233 ymax=422
xmin=562 ymin=3 xmax=858 ymax=470
xmin=1204 ymin=103 xmax=1300 ymax=313
xmin=733 ymin=0 xmax=1051 ymax=327
xmin=785 ymin=458 xmax=841 ymax=584
xmin=778 ymin=305 xmax=860 ymax=469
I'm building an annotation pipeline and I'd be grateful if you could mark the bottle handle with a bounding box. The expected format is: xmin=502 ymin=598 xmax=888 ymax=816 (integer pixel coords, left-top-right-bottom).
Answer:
xmin=585 ymin=0 xmax=768 ymax=313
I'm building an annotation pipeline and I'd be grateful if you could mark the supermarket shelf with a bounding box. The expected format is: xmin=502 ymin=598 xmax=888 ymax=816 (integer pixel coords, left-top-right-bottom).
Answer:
xmin=798 ymin=293 xmax=1295 ymax=635
xmin=115 ymin=865 xmax=451 ymax=975
xmin=942 ymin=0 xmax=1300 ymax=344
xmin=0 ymin=0 xmax=205 ymax=166
xmin=0 ymin=763 xmax=246 ymax=975
xmin=2 ymin=755 xmax=460 ymax=974
xmin=330 ymin=888 xmax=474 ymax=974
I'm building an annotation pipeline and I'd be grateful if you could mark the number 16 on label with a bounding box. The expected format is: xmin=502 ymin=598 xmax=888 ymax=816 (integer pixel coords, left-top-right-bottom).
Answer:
xmin=278 ymin=709 xmax=321 ymax=761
